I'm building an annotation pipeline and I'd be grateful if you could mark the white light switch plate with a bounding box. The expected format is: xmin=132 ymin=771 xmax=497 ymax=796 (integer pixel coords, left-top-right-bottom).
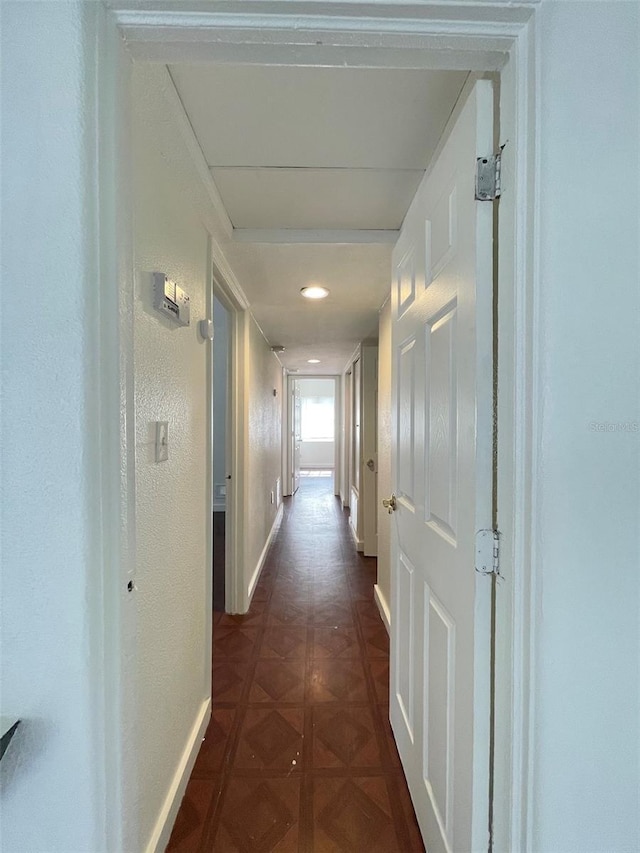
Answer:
xmin=155 ymin=421 xmax=169 ymax=462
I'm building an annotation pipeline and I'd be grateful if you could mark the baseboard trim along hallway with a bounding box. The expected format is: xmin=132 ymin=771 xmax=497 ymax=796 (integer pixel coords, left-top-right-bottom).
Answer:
xmin=374 ymin=583 xmax=391 ymax=636
xmin=148 ymin=698 xmax=211 ymax=853
xmin=247 ymin=502 xmax=284 ymax=604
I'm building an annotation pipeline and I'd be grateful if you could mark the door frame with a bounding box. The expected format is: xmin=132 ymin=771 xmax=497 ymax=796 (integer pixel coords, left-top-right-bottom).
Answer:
xmin=103 ymin=4 xmax=540 ymax=850
xmin=342 ymin=367 xmax=353 ymax=509
xmin=285 ymin=373 xmax=341 ymax=493
xmin=285 ymin=374 xmax=300 ymax=496
xmin=211 ymin=268 xmax=246 ymax=615
xmin=345 ymin=342 xmax=378 ymax=556
xmin=360 ymin=343 xmax=378 ymax=557
xmin=347 ymin=349 xmax=364 ymax=550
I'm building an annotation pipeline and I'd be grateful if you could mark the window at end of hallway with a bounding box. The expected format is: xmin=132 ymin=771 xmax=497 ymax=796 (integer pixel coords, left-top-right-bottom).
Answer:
xmin=301 ymin=396 xmax=334 ymax=441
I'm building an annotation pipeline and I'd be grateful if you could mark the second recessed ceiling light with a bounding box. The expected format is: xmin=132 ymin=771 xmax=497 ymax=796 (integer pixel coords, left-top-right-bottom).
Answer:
xmin=300 ymin=286 xmax=329 ymax=300
xmin=307 ymin=359 xmax=321 ymax=364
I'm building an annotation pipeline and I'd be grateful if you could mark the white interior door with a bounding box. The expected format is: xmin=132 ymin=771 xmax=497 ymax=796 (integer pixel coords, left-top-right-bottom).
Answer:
xmin=352 ymin=356 xmax=361 ymax=495
xmin=361 ymin=344 xmax=379 ymax=556
xmin=292 ymin=379 xmax=301 ymax=494
xmin=389 ymin=79 xmax=495 ymax=853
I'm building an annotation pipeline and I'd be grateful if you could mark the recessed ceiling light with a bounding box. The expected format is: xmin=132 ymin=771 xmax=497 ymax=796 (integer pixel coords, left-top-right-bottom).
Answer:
xmin=307 ymin=359 xmax=321 ymax=364
xmin=300 ymin=286 xmax=329 ymax=300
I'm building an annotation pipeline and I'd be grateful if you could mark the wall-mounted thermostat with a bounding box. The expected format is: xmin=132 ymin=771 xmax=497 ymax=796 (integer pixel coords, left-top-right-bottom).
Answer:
xmin=153 ymin=273 xmax=190 ymax=327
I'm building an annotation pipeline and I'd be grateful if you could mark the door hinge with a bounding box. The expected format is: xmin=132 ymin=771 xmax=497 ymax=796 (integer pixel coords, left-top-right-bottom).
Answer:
xmin=475 ymin=529 xmax=500 ymax=575
xmin=475 ymin=150 xmax=502 ymax=201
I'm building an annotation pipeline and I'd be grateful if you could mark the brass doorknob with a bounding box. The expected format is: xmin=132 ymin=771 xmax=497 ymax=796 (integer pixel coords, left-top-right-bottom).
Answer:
xmin=382 ymin=494 xmax=397 ymax=514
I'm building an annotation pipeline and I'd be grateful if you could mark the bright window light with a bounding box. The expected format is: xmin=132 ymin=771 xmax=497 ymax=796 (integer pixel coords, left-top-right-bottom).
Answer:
xmin=301 ymin=396 xmax=334 ymax=441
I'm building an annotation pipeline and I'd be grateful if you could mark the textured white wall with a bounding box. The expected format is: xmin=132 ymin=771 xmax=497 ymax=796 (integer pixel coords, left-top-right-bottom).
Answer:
xmin=245 ymin=318 xmax=283 ymax=595
xmin=532 ymin=3 xmax=640 ymax=851
xmin=0 ymin=2 xmax=107 ymax=850
xmin=131 ymin=65 xmax=210 ymax=849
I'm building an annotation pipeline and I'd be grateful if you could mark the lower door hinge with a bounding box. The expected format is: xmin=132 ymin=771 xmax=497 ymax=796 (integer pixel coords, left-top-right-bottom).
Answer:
xmin=475 ymin=529 xmax=500 ymax=575
xmin=475 ymin=149 xmax=503 ymax=201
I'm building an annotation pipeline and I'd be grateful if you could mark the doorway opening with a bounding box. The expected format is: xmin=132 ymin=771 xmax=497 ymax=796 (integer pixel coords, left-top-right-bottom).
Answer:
xmin=106 ymin=9 xmax=535 ymax=852
xmin=285 ymin=375 xmax=340 ymax=498
xmin=298 ymin=377 xmax=337 ymax=487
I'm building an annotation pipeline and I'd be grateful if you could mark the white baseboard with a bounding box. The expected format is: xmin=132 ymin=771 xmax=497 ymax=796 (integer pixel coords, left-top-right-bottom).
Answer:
xmin=146 ymin=697 xmax=211 ymax=853
xmin=374 ymin=584 xmax=391 ymax=635
xmin=349 ymin=521 xmax=363 ymax=551
xmin=247 ymin=503 xmax=283 ymax=603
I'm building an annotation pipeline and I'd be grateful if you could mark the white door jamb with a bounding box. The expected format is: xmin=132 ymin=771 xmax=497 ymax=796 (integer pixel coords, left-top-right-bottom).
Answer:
xmin=103 ymin=5 xmax=539 ymax=850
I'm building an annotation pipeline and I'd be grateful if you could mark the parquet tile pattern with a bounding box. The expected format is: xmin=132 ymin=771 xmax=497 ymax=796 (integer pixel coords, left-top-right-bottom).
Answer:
xmin=168 ymin=476 xmax=424 ymax=852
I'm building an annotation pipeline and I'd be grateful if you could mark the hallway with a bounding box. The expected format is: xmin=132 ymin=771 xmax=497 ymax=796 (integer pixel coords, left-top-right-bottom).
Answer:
xmin=168 ymin=476 xmax=423 ymax=851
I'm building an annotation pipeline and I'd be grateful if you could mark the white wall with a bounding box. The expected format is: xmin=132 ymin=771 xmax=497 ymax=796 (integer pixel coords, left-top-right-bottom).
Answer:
xmin=127 ymin=61 xmax=284 ymax=844
xmin=213 ymin=295 xmax=229 ymax=509
xmin=244 ymin=317 xmax=283 ymax=597
xmin=0 ymin=3 xmax=110 ymax=850
xmin=300 ymin=440 xmax=334 ymax=468
xmin=2 ymin=4 xmax=638 ymax=853
xmin=531 ymin=3 xmax=640 ymax=851
xmin=131 ymin=63 xmax=212 ymax=850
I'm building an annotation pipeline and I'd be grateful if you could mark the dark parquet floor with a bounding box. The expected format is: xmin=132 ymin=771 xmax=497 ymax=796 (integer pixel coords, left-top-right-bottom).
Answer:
xmin=167 ymin=475 xmax=424 ymax=852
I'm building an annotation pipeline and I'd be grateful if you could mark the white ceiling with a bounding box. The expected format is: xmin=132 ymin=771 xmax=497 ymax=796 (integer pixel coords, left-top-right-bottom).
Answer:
xmin=168 ymin=65 xmax=468 ymax=168
xmin=222 ymin=241 xmax=391 ymax=373
xmin=168 ymin=64 xmax=468 ymax=372
xmin=210 ymin=167 xmax=423 ymax=231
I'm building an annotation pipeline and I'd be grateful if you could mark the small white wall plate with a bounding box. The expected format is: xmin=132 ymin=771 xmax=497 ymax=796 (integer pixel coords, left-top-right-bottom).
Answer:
xmin=199 ymin=319 xmax=214 ymax=341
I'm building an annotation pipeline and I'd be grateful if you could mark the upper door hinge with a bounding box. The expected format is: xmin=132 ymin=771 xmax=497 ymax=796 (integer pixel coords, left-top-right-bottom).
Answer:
xmin=475 ymin=150 xmax=502 ymax=201
xmin=475 ymin=529 xmax=500 ymax=575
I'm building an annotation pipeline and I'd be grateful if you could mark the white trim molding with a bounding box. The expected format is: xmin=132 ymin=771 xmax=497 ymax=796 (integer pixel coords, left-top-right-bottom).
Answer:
xmin=211 ymin=247 xmax=250 ymax=312
xmin=232 ymin=228 xmax=399 ymax=245
xmin=162 ymin=65 xmax=233 ymax=237
xmin=145 ymin=698 xmax=211 ymax=853
xmin=247 ymin=503 xmax=284 ymax=605
xmin=374 ymin=583 xmax=391 ymax=635
xmin=109 ymin=2 xmax=538 ymax=70
xmin=100 ymin=5 xmax=539 ymax=852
